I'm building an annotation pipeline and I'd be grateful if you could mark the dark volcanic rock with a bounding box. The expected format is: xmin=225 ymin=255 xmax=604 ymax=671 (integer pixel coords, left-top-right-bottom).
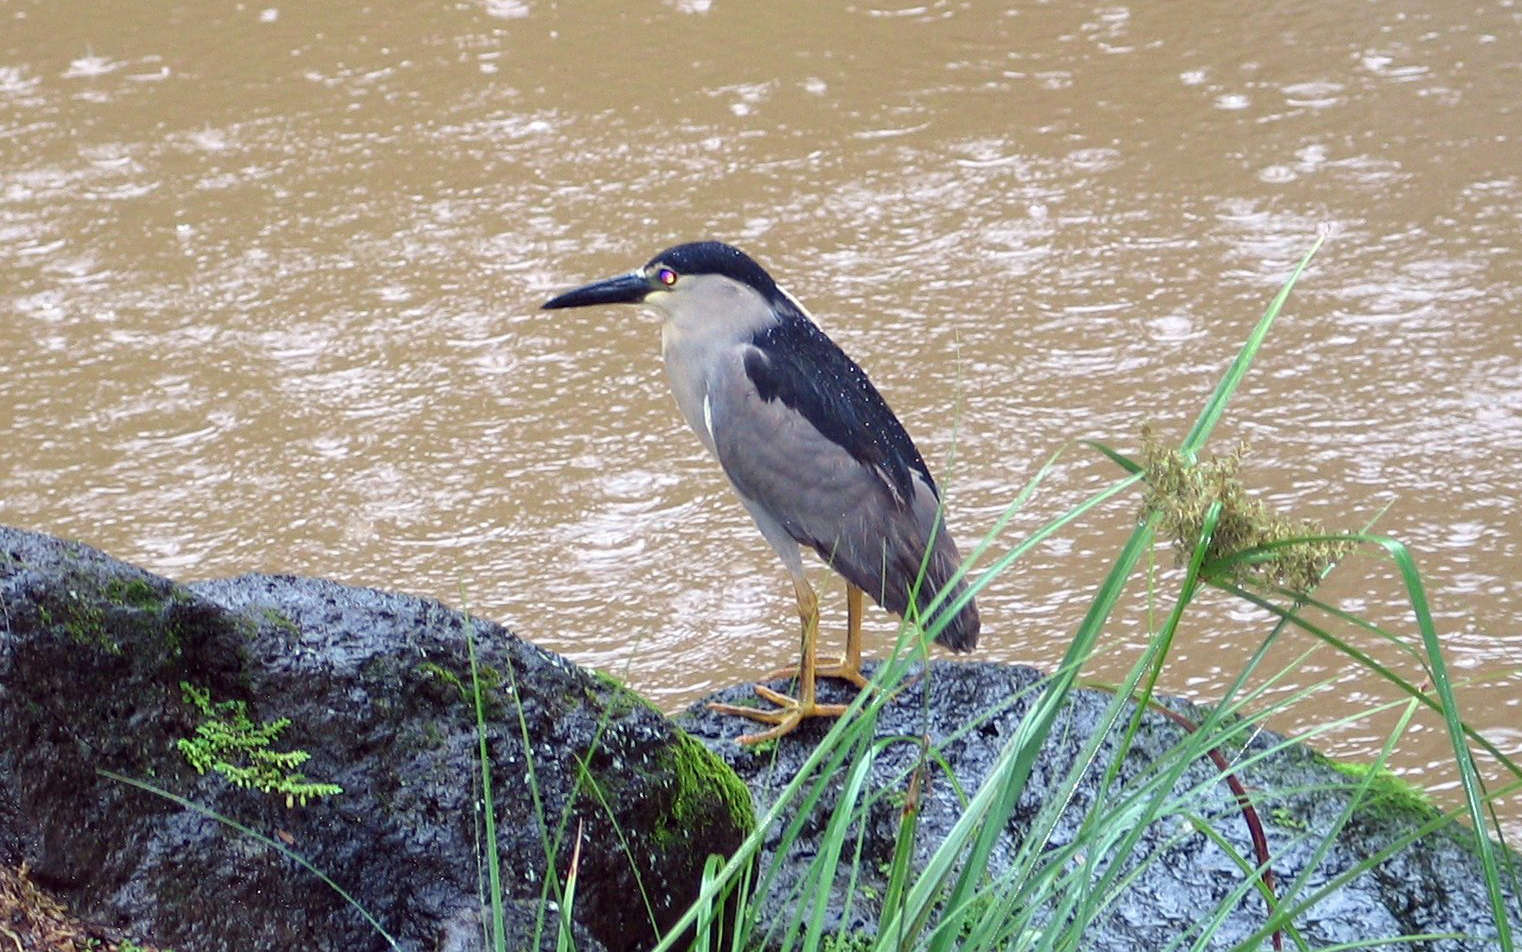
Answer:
xmin=680 ymin=661 xmax=1521 ymax=950
xmin=6 ymin=521 xmax=1516 ymax=951
xmin=0 ymin=526 xmax=752 ymax=952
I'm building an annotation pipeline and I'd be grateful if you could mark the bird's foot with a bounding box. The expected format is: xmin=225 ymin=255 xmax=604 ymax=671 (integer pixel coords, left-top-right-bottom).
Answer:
xmin=708 ymin=684 xmax=848 ymax=745
xmin=762 ymin=658 xmax=870 ymax=690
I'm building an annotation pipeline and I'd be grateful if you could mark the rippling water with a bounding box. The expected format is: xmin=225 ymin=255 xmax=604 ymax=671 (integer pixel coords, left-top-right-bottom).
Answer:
xmin=3 ymin=0 xmax=1519 ymax=830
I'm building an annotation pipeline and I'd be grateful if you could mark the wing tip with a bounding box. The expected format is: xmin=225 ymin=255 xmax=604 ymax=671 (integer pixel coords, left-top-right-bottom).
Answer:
xmin=930 ymin=598 xmax=981 ymax=652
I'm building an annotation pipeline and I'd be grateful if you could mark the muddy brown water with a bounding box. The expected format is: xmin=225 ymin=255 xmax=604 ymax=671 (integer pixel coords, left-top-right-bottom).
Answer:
xmin=3 ymin=1 xmax=1519 ymax=834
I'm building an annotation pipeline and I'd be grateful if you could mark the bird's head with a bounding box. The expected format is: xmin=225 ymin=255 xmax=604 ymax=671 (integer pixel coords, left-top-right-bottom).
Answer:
xmin=542 ymin=242 xmax=786 ymax=332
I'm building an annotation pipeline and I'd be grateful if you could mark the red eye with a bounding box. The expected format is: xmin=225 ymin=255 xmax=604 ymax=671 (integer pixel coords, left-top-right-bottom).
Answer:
xmin=657 ymin=268 xmax=678 ymax=286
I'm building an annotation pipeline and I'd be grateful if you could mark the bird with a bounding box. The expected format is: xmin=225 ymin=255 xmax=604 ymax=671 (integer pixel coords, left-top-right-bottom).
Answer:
xmin=542 ymin=241 xmax=979 ymax=744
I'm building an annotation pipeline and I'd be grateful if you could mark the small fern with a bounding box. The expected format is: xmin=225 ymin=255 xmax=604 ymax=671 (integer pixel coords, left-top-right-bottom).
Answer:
xmin=176 ymin=682 xmax=342 ymax=807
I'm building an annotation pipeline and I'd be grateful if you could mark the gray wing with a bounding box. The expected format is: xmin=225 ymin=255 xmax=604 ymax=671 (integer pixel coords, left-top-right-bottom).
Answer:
xmin=705 ymin=345 xmax=979 ymax=650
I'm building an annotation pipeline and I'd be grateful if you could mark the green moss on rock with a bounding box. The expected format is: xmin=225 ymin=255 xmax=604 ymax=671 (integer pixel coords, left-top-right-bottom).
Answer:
xmin=105 ymin=577 xmax=165 ymax=611
xmin=260 ymin=607 xmax=302 ymax=637
xmin=27 ymin=563 xmax=200 ymax=663
xmin=415 ymin=661 xmax=466 ymax=701
xmin=1320 ymin=753 xmax=1437 ymax=820
xmin=412 ymin=659 xmax=509 ymax=719
xmin=56 ymin=595 xmax=113 ymax=652
xmin=591 ymin=669 xmax=659 ymax=719
xmin=654 ymin=731 xmax=754 ymax=849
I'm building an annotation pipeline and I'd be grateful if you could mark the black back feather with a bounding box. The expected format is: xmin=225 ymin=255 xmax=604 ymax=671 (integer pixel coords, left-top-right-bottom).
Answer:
xmin=650 ymin=241 xmax=938 ymax=507
xmin=744 ymin=296 xmax=937 ymax=507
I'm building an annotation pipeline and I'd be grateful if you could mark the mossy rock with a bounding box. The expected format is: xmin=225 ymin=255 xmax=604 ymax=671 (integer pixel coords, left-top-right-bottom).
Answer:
xmin=1 ymin=527 xmax=754 ymax=952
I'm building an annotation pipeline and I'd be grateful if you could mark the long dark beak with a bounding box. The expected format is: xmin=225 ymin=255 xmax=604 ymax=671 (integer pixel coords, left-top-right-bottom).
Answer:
xmin=541 ymin=271 xmax=651 ymax=310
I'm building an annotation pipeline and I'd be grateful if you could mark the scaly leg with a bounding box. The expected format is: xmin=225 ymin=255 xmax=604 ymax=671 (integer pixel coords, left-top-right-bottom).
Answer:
xmin=708 ymin=575 xmax=848 ymax=744
xmin=763 ymin=581 xmax=869 ymax=689
xmin=833 ymin=583 xmax=867 ymax=686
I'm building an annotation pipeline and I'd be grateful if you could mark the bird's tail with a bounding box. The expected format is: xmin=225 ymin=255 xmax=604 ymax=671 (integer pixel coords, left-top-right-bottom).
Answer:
xmin=823 ymin=488 xmax=981 ymax=652
xmin=854 ymin=513 xmax=979 ymax=652
xmin=910 ymin=526 xmax=980 ymax=652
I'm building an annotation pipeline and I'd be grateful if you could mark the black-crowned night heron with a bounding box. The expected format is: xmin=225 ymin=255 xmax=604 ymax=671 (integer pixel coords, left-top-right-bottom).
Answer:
xmin=543 ymin=241 xmax=979 ymax=743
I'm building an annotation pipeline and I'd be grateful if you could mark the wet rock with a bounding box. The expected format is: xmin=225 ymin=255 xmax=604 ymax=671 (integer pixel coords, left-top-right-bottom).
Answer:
xmin=0 ymin=525 xmax=752 ymax=952
xmin=680 ymin=661 xmax=1521 ymax=950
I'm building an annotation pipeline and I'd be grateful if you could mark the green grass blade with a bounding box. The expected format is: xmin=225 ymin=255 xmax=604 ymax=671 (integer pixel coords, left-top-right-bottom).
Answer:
xmin=801 ymin=739 xmax=878 ymax=950
xmin=465 ymin=616 xmax=508 ymax=951
xmin=1082 ymin=438 xmax=1144 ymax=474
xmin=1373 ymin=535 xmax=1514 ymax=950
xmin=878 ymin=747 xmax=928 ymax=949
xmin=556 ymin=821 xmax=583 ymax=952
xmin=1181 ymin=235 xmax=1323 ymax=456
xmin=890 ymin=511 xmax=1162 ymax=950
xmin=1221 ymin=581 xmax=1522 ymax=783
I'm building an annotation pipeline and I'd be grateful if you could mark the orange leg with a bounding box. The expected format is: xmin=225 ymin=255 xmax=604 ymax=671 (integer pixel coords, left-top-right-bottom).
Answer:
xmin=763 ymin=582 xmax=869 ymax=689
xmin=707 ymin=575 xmax=848 ymax=744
